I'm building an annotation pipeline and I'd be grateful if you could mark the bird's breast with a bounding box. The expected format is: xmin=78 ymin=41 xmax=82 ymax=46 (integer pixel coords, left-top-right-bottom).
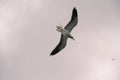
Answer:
xmin=61 ymin=29 xmax=70 ymax=36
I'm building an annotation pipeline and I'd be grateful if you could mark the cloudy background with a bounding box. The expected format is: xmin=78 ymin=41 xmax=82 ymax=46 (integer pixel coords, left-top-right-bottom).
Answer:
xmin=0 ymin=0 xmax=120 ymax=80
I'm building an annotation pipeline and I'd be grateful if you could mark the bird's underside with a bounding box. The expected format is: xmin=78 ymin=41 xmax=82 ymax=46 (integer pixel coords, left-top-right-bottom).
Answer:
xmin=50 ymin=7 xmax=78 ymax=56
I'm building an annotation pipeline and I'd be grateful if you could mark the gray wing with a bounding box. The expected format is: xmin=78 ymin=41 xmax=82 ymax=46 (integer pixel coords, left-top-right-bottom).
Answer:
xmin=50 ymin=34 xmax=68 ymax=56
xmin=65 ymin=7 xmax=78 ymax=32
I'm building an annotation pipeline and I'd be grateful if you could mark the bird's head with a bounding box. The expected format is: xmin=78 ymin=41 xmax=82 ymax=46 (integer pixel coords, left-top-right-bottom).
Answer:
xmin=56 ymin=25 xmax=63 ymax=32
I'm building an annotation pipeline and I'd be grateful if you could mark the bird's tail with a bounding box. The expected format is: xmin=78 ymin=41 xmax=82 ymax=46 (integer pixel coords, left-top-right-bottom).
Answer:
xmin=72 ymin=37 xmax=75 ymax=41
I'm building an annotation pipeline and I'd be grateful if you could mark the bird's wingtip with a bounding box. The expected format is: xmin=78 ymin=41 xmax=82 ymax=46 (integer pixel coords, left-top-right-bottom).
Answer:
xmin=50 ymin=54 xmax=53 ymax=56
xmin=50 ymin=53 xmax=53 ymax=56
xmin=73 ymin=7 xmax=77 ymax=10
xmin=73 ymin=7 xmax=77 ymax=14
xmin=73 ymin=7 xmax=76 ymax=9
xmin=50 ymin=53 xmax=56 ymax=56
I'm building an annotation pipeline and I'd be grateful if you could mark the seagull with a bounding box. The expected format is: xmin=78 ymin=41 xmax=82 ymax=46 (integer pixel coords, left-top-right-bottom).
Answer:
xmin=50 ymin=7 xmax=78 ymax=56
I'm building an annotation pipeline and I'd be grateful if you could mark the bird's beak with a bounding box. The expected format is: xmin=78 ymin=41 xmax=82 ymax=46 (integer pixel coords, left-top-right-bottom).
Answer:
xmin=56 ymin=28 xmax=60 ymax=32
xmin=56 ymin=25 xmax=62 ymax=32
xmin=56 ymin=26 xmax=59 ymax=29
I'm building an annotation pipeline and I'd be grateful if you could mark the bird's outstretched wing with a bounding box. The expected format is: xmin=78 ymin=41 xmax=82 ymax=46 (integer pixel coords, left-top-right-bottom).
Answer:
xmin=50 ymin=34 xmax=68 ymax=56
xmin=65 ymin=7 xmax=78 ymax=32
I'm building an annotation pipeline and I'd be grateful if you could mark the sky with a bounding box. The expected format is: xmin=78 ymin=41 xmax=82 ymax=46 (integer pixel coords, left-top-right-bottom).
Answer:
xmin=0 ymin=0 xmax=120 ymax=80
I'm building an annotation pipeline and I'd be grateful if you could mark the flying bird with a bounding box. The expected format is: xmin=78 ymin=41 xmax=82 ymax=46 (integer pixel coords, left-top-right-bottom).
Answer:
xmin=50 ymin=7 xmax=78 ymax=56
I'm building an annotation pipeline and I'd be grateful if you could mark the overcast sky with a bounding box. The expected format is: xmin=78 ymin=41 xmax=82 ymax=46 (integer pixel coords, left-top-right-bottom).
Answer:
xmin=0 ymin=0 xmax=120 ymax=80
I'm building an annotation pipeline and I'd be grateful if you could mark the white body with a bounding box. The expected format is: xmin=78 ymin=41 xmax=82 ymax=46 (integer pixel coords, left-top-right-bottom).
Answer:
xmin=56 ymin=26 xmax=74 ymax=40
xmin=62 ymin=29 xmax=72 ymax=37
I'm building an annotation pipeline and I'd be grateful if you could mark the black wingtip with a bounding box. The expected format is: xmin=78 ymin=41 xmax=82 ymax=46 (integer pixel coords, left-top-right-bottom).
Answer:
xmin=73 ymin=7 xmax=77 ymax=14
xmin=50 ymin=52 xmax=58 ymax=56
xmin=50 ymin=51 xmax=57 ymax=56
xmin=73 ymin=7 xmax=76 ymax=10
xmin=50 ymin=54 xmax=54 ymax=56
